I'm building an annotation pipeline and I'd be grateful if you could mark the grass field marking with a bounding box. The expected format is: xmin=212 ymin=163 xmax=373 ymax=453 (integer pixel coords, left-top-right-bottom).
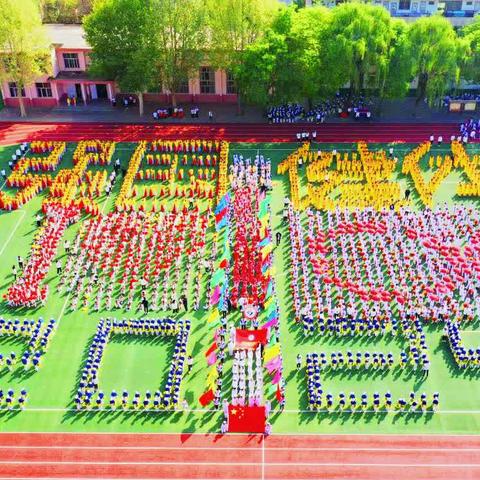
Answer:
xmin=56 ymin=293 xmax=71 ymax=326
xmin=0 ymin=209 xmax=26 ymax=258
xmin=0 ymin=407 xmax=217 ymax=413
xmin=4 ymin=406 xmax=480 ymax=415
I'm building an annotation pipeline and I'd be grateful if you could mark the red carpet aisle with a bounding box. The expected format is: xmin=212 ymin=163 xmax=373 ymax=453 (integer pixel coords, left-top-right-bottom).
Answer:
xmin=0 ymin=121 xmax=461 ymax=145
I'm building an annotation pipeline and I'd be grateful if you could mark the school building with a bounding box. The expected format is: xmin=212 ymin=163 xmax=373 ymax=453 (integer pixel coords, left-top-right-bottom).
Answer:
xmin=283 ymin=0 xmax=479 ymax=25
xmin=0 ymin=24 xmax=237 ymax=109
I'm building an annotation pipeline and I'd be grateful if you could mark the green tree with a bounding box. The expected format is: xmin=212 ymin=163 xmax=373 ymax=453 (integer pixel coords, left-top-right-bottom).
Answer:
xmin=207 ymin=0 xmax=279 ymax=113
xmin=233 ymin=28 xmax=287 ymax=107
xmin=153 ymin=0 xmax=208 ymax=107
xmin=324 ymin=3 xmax=397 ymax=96
xmin=461 ymin=16 xmax=480 ymax=85
xmin=408 ymin=16 xmax=464 ymax=106
xmin=0 ymin=0 xmax=51 ymax=117
xmin=83 ymin=0 xmax=158 ymax=115
xmin=383 ymin=19 xmax=413 ymax=99
xmin=282 ymin=6 xmax=334 ymax=105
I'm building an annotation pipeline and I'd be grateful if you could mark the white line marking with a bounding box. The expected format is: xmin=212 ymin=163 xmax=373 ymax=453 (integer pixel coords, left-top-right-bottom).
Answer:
xmin=1 ymin=446 xmax=478 ymax=452
xmin=56 ymin=291 xmax=71 ymax=327
xmin=2 ymin=406 xmax=480 ymax=415
xmin=0 ymin=461 xmax=478 ymax=468
xmin=1 ymin=431 xmax=480 ymax=437
xmin=0 ymin=210 xmax=26 ymax=257
xmin=262 ymin=435 xmax=265 ymax=480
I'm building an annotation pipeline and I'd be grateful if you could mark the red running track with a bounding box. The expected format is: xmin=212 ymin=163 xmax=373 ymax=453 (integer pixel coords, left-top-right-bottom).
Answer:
xmin=0 ymin=121 xmax=462 ymax=145
xmin=0 ymin=433 xmax=479 ymax=479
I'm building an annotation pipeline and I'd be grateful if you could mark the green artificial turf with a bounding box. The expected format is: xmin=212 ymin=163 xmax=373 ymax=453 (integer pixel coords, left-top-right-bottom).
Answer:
xmin=1 ymin=140 xmax=480 ymax=435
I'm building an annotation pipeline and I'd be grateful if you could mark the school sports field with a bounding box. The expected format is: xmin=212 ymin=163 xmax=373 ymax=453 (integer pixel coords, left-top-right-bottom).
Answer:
xmin=1 ymin=122 xmax=480 ymax=478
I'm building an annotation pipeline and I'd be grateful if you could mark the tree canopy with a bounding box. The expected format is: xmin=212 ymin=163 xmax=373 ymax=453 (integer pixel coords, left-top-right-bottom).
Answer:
xmin=2 ymin=0 xmax=479 ymax=116
xmin=40 ymin=0 xmax=93 ymax=24
xmin=461 ymin=16 xmax=480 ymax=85
xmin=83 ymin=0 xmax=159 ymax=114
xmin=408 ymin=16 xmax=465 ymax=105
xmin=154 ymin=0 xmax=208 ymax=107
xmin=0 ymin=0 xmax=51 ymax=117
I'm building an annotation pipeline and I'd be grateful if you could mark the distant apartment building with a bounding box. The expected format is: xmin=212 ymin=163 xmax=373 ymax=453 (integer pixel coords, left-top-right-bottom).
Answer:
xmin=0 ymin=24 xmax=237 ymax=109
xmin=282 ymin=0 xmax=479 ymax=25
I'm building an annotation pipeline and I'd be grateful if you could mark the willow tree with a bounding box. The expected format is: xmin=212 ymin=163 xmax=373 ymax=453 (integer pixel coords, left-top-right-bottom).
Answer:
xmin=461 ymin=16 xmax=480 ymax=85
xmin=382 ymin=19 xmax=413 ymax=100
xmin=84 ymin=0 xmax=158 ymax=115
xmin=324 ymin=3 xmax=397 ymax=95
xmin=0 ymin=0 xmax=51 ymax=117
xmin=408 ymin=16 xmax=465 ymax=106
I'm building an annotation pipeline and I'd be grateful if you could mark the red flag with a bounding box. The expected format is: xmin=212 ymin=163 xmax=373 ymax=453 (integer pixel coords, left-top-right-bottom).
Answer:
xmin=235 ymin=329 xmax=268 ymax=350
xmin=199 ymin=389 xmax=214 ymax=407
xmin=205 ymin=341 xmax=217 ymax=357
xmin=228 ymin=405 xmax=266 ymax=433
xmin=276 ymin=384 xmax=283 ymax=403
xmin=219 ymin=258 xmax=229 ymax=269
xmin=215 ymin=208 xmax=227 ymax=224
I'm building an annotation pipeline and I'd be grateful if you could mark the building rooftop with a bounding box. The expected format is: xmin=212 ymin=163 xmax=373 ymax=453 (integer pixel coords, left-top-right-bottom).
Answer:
xmin=44 ymin=23 xmax=89 ymax=49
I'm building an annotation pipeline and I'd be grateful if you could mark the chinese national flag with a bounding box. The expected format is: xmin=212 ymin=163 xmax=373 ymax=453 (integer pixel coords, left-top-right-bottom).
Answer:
xmin=234 ymin=329 xmax=268 ymax=350
xmin=199 ymin=389 xmax=215 ymax=407
xmin=228 ymin=404 xmax=266 ymax=433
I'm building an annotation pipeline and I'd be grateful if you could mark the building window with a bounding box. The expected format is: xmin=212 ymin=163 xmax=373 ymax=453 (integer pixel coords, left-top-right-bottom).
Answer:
xmin=36 ymin=82 xmax=53 ymax=98
xmin=63 ymin=53 xmax=80 ymax=69
xmin=398 ymin=0 xmax=411 ymax=8
xmin=226 ymin=71 xmax=236 ymax=94
xmin=8 ymin=82 xmax=25 ymax=98
xmin=199 ymin=67 xmax=215 ymax=94
xmin=177 ymin=77 xmax=189 ymax=94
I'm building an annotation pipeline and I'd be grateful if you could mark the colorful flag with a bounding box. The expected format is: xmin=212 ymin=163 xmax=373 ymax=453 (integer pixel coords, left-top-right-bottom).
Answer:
xmin=258 ymin=236 xmax=271 ymax=248
xmin=215 ymin=208 xmax=227 ymax=225
xmin=261 ymin=243 xmax=273 ymax=260
xmin=262 ymin=316 xmax=279 ymax=330
xmin=210 ymin=286 xmax=221 ymax=305
xmin=199 ymin=389 xmax=215 ymax=407
xmin=207 ymin=351 xmax=217 ymax=366
xmin=265 ymin=355 xmax=282 ymax=374
xmin=272 ymin=370 xmax=282 ymax=384
xmin=267 ymin=308 xmax=278 ymax=322
xmin=205 ymin=341 xmax=217 ymax=357
xmin=266 ymin=279 xmax=274 ymax=298
xmin=235 ymin=328 xmax=268 ymax=350
xmin=207 ymin=366 xmax=219 ymax=387
xmin=215 ymin=215 xmax=228 ymax=231
xmin=214 ymin=192 xmax=230 ymax=215
xmin=264 ymin=343 xmax=280 ymax=362
xmin=258 ymin=198 xmax=269 ymax=218
xmin=207 ymin=308 xmax=220 ymax=323
xmin=276 ymin=384 xmax=283 ymax=403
